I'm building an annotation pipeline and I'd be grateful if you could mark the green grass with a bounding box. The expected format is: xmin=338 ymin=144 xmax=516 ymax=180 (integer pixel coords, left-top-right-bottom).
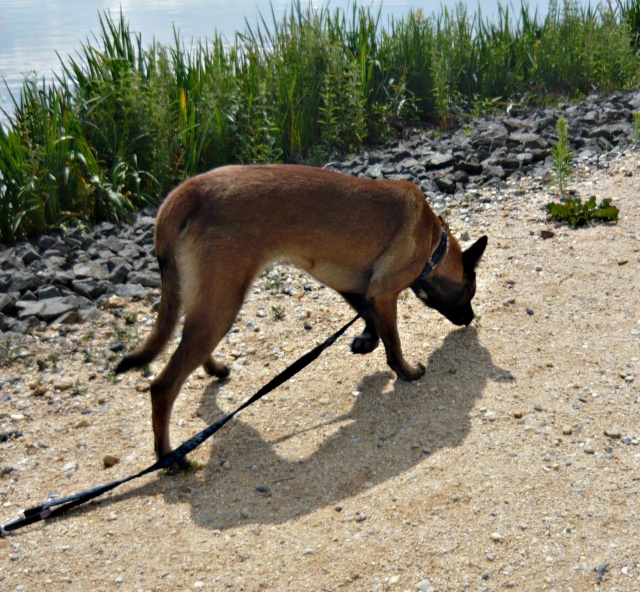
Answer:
xmin=1 ymin=0 xmax=640 ymax=242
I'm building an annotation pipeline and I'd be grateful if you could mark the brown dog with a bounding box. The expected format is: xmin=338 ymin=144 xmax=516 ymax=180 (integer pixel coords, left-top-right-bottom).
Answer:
xmin=116 ymin=164 xmax=487 ymax=461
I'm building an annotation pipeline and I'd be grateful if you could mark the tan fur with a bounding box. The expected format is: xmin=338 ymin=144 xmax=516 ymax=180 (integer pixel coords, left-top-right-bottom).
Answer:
xmin=116 ymin=164 xmax=486 ymax=460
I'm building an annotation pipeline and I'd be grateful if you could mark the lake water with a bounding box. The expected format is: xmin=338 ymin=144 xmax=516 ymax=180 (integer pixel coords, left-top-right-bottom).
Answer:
xmin=0 ymin=0 xmax=557 ymax=117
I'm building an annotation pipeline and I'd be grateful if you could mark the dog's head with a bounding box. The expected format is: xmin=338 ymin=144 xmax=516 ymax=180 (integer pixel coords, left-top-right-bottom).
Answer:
xmin=410 ymin=234 xmax=487 ymax=326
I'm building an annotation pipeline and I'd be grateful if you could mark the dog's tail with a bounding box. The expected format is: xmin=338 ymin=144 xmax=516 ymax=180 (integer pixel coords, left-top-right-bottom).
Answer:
xmin=115 ymin=184 xmax=197 ymax=375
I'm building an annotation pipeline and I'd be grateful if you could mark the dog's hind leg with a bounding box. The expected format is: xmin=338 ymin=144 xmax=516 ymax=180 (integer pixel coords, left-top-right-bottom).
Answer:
xmin=148 ymin=285 xmax=246 ymax=463
xmin=340 ymin=292 xmax=379 ymax=354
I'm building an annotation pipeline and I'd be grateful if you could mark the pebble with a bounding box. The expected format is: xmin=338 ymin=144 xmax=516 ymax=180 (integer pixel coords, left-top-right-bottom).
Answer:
xmin=55 ymin=380 xmax=75 ymax=391
xmin=414 ymin=579 xmax=434 ymax=592
xmin=103 ymin=455 xmax=120 ymax=468
xmin=562 ymin=426 xmax=572 ymax=435
xmin=74 ymin=419 xmax=91 ymax=428
xmin=103 ymin=295 xmax=126 ymax=309
xmin=604 ymin=428 xmax=621 ymax=439
xmin=490 ymin=532 xmax=504 ymax=542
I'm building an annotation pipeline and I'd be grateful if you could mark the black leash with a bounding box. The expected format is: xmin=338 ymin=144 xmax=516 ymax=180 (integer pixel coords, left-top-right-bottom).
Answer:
xmin=1 ymin=312 xmax=362 ymax=535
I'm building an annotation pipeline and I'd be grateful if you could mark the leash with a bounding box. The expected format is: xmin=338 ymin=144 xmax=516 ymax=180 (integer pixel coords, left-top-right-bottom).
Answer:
xmin=1 ymin=311 xmax=362 ymax=535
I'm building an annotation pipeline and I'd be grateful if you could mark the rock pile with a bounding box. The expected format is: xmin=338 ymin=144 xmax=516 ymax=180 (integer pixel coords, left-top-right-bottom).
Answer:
xmin=1 ymin=90 xmax=639 ymax=333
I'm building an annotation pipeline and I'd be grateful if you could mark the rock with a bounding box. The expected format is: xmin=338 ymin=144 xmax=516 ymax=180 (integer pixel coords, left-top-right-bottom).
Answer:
xmin=127 ymin=270 xmax=160 ymax=288
xmin=490 ymin=532 xmax=505 ymax=542
xmin=73 ymin=261 xmax=109 ymax=280
xmin=104 ymin=295 xmax=127 ymax=309
xmin=414 ymin=579 xmax=434 ymax=592
xmin=427 ymin=152 xmax=455 ymax=168
xmin=103 ymin=455 xmax=120 ymax=468
xmin=604 ymin=428 xmax=621 ymax=439
xmin=114 ymin=283 xmax=147 ymax=299
xmin=16 ymin=298 xmax=80 ymax=322
xmin=72 ymin=278 xmax=106 ymax=299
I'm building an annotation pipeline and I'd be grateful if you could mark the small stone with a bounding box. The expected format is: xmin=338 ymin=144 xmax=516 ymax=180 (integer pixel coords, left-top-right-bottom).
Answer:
xmin=221 ymin=461 xmax=231 ymax=470
xmin=389 ymin=575 xmax=400 ymax=584
xmin=484 ymin=411 xmax=496 ymax=421
xmin=562 ymin=426 xmax=573 ymax=436
xmin=604 ymin=428 xmax=621 ymax=439
xmin=513 ymin=411 xmax=523 ymax=419
xmin=414 ymin=579 xmax=434 ymax=592
xmin=103 ymin=295 xmax=126 ymax=309
xmin=74 ymin=419 xmax=91 ymax=428
xmin=135 ymin=382 xmax=151 ymax=393
xmin=490 ymin=532 xmax=504 ymax=542
xmin=540 ymin=229 xmax=555 ymax=239
xmin=103 ymin=455 xmax=120 ymax=468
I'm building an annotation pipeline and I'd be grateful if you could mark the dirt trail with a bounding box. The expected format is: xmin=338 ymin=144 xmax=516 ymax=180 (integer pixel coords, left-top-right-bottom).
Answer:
xmin=0 ymin=151 xmax=639 ymax=591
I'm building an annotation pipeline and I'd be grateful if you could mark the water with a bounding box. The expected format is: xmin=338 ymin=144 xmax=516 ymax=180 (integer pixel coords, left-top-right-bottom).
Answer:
xmin=0 ymin=0 xmax=553 ymax=117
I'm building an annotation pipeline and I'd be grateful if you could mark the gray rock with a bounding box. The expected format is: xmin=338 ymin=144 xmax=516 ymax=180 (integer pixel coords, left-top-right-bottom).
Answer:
xmin=16 ymin=297 xmax=80 ymax=322
xmin=127 ymin=270 xmax=160 ymax=288
xmin=434 ymin=175 xmax=456 ymax=194
xmin=71 ymin=279 xmax=106 ymax=299
xmin=427 ymin=152 xmax=455 ymax=168
xmin=73 ymin=261 xmax=109 ymax=281
xmin=114 ymin=283 xmax=148 ymax=299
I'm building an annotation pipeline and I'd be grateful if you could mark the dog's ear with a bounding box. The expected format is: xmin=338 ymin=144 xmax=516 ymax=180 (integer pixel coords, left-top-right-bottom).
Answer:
xmin=463 ymin=236 xmax=488 ymax=272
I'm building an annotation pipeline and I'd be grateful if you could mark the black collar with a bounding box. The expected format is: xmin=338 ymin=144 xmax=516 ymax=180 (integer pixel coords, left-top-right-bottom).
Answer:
xmin=419 ymin=226 xmax=448 ymax=278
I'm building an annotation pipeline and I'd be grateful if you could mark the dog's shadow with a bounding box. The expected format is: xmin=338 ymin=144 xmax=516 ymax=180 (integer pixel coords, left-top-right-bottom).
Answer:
xmin=156 ymin=326 xmax=512 ymax=530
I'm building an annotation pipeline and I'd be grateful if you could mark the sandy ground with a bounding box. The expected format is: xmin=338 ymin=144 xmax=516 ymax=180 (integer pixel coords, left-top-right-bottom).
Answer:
xmin=0 ymin=151 xmax=639 ymax=592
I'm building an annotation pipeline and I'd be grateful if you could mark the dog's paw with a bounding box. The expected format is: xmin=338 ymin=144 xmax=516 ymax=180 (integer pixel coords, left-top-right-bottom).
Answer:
xmin=396 ymin=362 xmax=426 ymax=381
xmin=351 ymin=332 xmax=380 ymax=354
xmin=163 ymin=455 xmax=192 ymax=475
xmin=203 ymin=357 xmax=230 ymax=379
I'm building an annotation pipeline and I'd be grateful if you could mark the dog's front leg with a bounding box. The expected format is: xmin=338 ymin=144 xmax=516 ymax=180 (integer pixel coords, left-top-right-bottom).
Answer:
xmin=370 ymin=296 xmax=425 ymax=381
xmin=339 ymin=292 xmax=380 ymax=354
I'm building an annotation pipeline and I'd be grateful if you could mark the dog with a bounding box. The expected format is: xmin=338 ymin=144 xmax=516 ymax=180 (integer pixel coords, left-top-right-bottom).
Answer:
xmin=116 ymin=164 xmax=487 ymax=461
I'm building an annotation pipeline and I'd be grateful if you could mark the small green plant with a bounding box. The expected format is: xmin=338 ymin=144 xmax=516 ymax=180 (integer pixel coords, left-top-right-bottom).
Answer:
xmin=632 ymin=111 xmax=640 ymax=144
xmin=271 ymin=305 xmax=286 ymax=320
xmin=546 ymin=195 xmax=619 ymax=228
xmin=48 ymin=353 xmax=60 ymax=370
xmin=551 ymin=117 xmax=573 ymax=197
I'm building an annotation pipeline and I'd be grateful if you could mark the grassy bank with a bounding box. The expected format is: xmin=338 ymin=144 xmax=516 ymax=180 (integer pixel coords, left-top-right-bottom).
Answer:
xmin=1 ymin=0 xmax=639 ymax=243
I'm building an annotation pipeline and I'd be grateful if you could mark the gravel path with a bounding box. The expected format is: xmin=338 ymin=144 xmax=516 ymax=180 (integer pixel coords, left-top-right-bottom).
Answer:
xmin=0 ymin=150 xmax=639 ymax=591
